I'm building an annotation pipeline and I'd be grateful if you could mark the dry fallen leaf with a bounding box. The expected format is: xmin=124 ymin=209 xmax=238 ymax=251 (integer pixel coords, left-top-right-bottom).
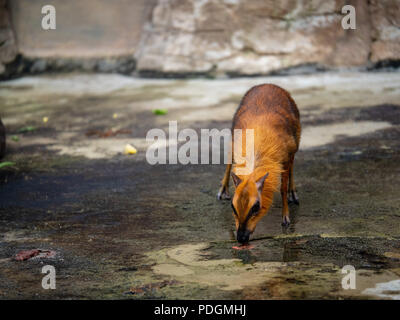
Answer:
xmin=15 ymin=249 xmax=56 ymax=261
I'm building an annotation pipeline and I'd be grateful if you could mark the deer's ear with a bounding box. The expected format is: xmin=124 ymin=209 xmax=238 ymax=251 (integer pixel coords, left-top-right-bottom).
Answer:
xmin=231 ymin=172 xmax=242 ymax=187
xmin=256 ymin=172 xmax=269 ymax=192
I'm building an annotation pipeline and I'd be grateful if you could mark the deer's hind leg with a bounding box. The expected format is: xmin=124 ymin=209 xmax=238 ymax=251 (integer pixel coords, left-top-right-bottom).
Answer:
xmin=281 ymin=166 xmax=290 ymax=226
xmin=288 ymin=154 xmax=299 ymax=205
xmin=217 ymin=163 xmax=232 ymax=200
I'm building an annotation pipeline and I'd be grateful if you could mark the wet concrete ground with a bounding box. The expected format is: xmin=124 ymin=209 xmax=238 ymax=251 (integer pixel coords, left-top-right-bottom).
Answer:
xmin=0 ymin=72 xmax=399 ymax=299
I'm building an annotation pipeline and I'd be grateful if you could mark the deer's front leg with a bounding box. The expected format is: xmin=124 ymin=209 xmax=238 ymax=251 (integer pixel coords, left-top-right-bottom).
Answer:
xmin=217 ymin=163 xmax=232 ymax=200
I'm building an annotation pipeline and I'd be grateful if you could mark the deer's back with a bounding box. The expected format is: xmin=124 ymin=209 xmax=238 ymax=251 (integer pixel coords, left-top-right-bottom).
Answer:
xmin=232 ymin=84 xmax=301 ymax=152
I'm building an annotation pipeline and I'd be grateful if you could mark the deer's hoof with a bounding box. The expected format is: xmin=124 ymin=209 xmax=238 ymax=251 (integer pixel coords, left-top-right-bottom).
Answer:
xmin=281 ymin=215 xmax=291 ymax=227
xmin=217 ymin=187 xmax=230 ymax=201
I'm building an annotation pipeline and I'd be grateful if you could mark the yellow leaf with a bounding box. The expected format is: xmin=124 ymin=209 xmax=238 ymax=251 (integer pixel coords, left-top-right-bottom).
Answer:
xmin=124 ymin=144 xmax=137 ymax=155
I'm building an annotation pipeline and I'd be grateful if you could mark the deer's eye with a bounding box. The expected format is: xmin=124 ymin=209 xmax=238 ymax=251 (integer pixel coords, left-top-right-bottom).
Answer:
xmin=250 ymin=202 xmax=260 ymax=215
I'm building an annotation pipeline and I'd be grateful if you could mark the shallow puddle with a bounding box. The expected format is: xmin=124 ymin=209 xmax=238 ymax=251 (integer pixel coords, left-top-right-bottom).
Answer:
xmin=141 ymin=235 xmax=400 ymax=299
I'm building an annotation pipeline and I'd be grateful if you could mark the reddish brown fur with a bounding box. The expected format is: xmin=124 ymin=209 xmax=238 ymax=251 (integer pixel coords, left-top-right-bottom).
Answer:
xmin=217 ymin=84 xmax=301 ymax=242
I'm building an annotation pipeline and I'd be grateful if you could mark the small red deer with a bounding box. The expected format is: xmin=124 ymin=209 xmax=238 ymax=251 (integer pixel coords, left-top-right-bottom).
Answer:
xmin=217 ymin=84 xmax=301 ymax=244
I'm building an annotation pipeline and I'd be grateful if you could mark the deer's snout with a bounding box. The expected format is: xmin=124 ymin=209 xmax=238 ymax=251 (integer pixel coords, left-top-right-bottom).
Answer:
xmin=237 ymin=229 xmax=251 ymax=244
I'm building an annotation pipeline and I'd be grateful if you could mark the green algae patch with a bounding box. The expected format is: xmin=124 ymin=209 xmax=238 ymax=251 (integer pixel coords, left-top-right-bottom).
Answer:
xmin=152 ymin=109 xmax=168 ymax=115
xmin=0 ymin=161 xmax=15 ymax=169
xmin=18 ymin=126 xmax=36 ymax=133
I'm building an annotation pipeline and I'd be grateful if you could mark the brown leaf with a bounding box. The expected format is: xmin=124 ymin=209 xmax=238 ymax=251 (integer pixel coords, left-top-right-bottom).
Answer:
xmin=15 ymin=249 xmax=56 ymax=261
xmin=15 ymin=249 xmax=41 ymax=261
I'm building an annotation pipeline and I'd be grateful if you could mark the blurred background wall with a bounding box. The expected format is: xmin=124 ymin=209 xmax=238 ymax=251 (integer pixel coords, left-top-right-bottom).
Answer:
xmin=9 ymin=0 xmax=157 ymax=58
xmin=1 ymin=0 xmax=399 ymax=79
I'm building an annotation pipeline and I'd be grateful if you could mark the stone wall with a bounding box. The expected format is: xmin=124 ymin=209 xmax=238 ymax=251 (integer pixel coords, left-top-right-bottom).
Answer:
xmin=1 ymin=0 xmax=399 ymax=79
xmin=370 ymin=0 xmax=400 ymax=62
xmin=8 ymin=0 xmax=158 ymax=58
xmin=135 ymin=0 xmax=399 ymax=75
xmin=0 ymin=0 xmax=17 ymax=78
